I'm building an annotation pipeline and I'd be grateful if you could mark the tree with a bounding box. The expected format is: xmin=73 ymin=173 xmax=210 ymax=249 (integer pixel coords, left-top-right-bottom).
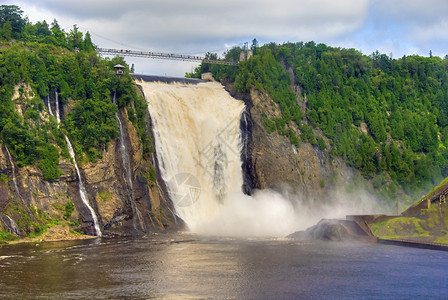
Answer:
xmin=68 ymin=25 xmax=83 ymax=51
xmin=251 ymin=38 xmax=258 ymax=55
xmin=0 ymin=5 xmax=27 ymax=39
xmin=35 ymin=20 xmax=51 ymax=37
xmin=83 ymin=31 xmax=95 ymax=52
xmin=50 ymin=19 xmax=67 ymax=48
xmin=2 ymin=21 xmax=12 ymax=40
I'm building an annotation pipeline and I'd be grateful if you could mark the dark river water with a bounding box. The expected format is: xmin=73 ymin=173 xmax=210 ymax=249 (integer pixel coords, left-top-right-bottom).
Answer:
xmin=1 ymin=233 xmax=447 ymax=299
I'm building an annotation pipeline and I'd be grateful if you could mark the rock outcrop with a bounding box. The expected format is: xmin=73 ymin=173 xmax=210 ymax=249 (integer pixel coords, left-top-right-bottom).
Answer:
xmin=223 ymin=80 xmax=359 ymax=205
xmin=287 ymin=218 xmax=375 ymax=241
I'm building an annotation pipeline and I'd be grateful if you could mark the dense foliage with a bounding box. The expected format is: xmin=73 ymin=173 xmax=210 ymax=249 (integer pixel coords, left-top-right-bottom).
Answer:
xmin=0 ymin=5 xmax=149 ymax=180
xmin=194 ymin=41 xmax=448 ymax=200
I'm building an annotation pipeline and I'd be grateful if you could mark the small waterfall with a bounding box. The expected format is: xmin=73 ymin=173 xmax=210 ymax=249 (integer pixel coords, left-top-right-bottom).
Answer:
xmin=55 ymin=90 xmax=60 ymax=123
xmin=46 ymin=94 xmax=53 ymax=116
xmin=112 ymin=92 xmax=145 ymax=230
xmin=115 ymin=109 xmax=145 ymax=231
xmin=4 ymin=145 xmax=26 ymax=206
xmin=65 ymin=136 xmax=102 ymax=236
xmin=47 ymin=88 xmax=101 ymax=236
xmin=0 ymin=214 xmax=21 ymax=236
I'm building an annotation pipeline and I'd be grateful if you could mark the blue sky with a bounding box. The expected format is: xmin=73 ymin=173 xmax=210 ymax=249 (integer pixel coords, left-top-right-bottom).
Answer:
xmin=14 ymin=0 xmax=448 ymax=76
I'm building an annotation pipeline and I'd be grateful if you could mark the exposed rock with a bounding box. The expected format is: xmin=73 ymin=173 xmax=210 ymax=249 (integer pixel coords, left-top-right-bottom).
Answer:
xmin=222 ymin=82 xmax=357 ymax=204
xmin=201 ymin=72 xmax=216 ymax=82
xmin=288 ymin=218 xmax=374 ymax=242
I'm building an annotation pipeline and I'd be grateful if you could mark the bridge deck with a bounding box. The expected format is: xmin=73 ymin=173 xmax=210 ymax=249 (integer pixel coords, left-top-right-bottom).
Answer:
xmin=97 ymin=48 xmax=238 ymax=66
xmin=131 ymin=74 xmax=205 ymax=85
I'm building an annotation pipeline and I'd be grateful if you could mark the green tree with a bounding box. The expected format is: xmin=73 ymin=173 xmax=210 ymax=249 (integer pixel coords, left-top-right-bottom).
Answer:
xmin=83 ymin=31 xmax=95 ymax=52
xmin=0 ymin=5 xmax=26 ymax=39
xmin=50 ymin=19 xmax=67 ymax=48
xmin=1 ymin=20 xmax=12 ymax=40
xmin=68 ymin=25 xmax=83 ymax=51
xmin=251 ymin=38 xmax=258 ymax=55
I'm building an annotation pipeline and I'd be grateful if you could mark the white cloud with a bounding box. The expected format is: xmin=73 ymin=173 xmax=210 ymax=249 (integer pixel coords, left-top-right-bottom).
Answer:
xmin=372 ymin=0 xmax=448 ymax=43
xmin=411 ymin=20 xmax=448 ymax=42
xmin=17 ymin=0 xmax=368 ymax=48
xmin=374 ymin=0 xmax=448 ymax=21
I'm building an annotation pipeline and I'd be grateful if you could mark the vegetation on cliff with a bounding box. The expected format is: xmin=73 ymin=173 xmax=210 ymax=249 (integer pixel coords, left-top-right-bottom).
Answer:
xmin=0 ymin=5 xmax=150 ymax=177
xmin=191 ymin=41 xmax=448 ymax=204
xmin=0 ymin=5 xmax=154 ymax=239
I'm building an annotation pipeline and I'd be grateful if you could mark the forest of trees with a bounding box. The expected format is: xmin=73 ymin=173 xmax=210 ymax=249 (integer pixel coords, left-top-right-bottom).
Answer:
xmin=0 ymin=5 xmax=150 ymax=180
xmin=191 ymin=40 xmax=448 ymax=201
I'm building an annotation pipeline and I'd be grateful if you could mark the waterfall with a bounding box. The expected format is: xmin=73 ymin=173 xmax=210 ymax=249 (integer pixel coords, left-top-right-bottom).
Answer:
xmin=115 ymin=109 xmax=145 ymax=231
xmin=65 ymin=136 xmax=102 ymax=236
xmin=47 ymin=89 xmax=101 ymax=236
xmin=138 ymin=80 xmax=299 ymax=236
xmin=4 ymin=145 xmax=26 ymax=207
xmin=55 ymin=90 xmax=60 ymax=123
xmin=0 ymin=214 xmax=21 ymax=236
xmin=47 ymin=94 xmax=53 ymax=116
xmin=112 ymin=92 xmax=145 ymax=230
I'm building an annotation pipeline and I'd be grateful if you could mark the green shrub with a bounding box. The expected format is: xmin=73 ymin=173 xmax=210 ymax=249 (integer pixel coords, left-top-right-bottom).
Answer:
xmin=0 ymin=230 xmax=17 ymax=243
xmin=64 ymin=201 xmax=74 ymax=219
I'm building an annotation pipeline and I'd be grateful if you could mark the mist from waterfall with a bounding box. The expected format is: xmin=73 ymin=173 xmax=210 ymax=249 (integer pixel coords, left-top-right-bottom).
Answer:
xmin=139 ymin=80 xmax=302 ymax=236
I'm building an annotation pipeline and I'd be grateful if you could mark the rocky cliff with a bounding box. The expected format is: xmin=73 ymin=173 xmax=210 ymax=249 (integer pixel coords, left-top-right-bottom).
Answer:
xmin=225 ymin=79 xmax=377 ymax=211
xmin=0 ymin=83 xmax=179 ymax=241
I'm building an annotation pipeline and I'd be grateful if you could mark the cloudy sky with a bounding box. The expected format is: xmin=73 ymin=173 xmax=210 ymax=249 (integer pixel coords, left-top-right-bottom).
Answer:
xmin=14 ymin=0 xmax=448 ymax=77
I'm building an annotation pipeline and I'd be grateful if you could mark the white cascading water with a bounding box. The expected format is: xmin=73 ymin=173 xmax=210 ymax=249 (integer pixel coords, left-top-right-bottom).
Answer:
xmin=55 ymin=90 xmax=60 ymax=123
xmin=65 ymin=136 xmax=102 ymax=236
xmin=113 ymin=92 xmax=145 ymax=231
xmin=4 ymin=145 xmax=26 ymax=207
xmin=0 ymin=214 xmax=21 ymax=236
xmin=48 ymin=90 xmax=102 ymax=236
xmin=46 ymin=94 xmax=53 ymax=117
xmin=138 ymin=80 xmax=301 ymax=237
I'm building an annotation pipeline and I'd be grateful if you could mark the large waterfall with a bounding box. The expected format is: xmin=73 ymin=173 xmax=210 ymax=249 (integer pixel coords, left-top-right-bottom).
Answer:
xmin=139 ymin=80 xmax=300 ymax=236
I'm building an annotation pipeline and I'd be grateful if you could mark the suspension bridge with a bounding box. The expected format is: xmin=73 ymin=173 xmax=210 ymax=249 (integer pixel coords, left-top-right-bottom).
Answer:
xmin=97 ymin=48 xmax=239 ymax=66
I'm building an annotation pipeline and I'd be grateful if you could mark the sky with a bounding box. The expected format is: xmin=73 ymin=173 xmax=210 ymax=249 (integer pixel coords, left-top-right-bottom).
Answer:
xmin=12 ymin=0 xmax=448 ymax=77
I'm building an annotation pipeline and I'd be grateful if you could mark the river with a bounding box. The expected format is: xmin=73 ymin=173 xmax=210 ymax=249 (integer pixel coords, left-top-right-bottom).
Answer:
xmin=1 ymin=234 xmax=447 ymax=299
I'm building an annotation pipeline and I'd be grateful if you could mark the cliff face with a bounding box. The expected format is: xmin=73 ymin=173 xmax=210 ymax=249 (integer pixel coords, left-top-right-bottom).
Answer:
xmin=0 ymin=87 xmax=178 ymax=239
xmin=226 ymin=81 xmax=360 ymax=205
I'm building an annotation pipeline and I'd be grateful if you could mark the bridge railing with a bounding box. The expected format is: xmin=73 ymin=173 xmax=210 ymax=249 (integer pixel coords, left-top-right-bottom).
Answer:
xmin=97 ymin=48 xmax=238 ymax=66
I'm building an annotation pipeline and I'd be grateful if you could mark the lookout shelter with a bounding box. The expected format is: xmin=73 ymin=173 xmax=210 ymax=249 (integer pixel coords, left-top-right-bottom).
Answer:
xmin=114 ymin=64 xmax=125 ymax=77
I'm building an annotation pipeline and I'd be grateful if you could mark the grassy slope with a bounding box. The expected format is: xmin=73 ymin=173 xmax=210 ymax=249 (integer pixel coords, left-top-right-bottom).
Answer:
xmin=371 ymin=176 xmax=448 ymax=243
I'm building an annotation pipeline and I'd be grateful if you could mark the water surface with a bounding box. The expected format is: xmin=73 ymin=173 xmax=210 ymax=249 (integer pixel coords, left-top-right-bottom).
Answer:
xmin=1 ymin=234 xmax=447 ymax=299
